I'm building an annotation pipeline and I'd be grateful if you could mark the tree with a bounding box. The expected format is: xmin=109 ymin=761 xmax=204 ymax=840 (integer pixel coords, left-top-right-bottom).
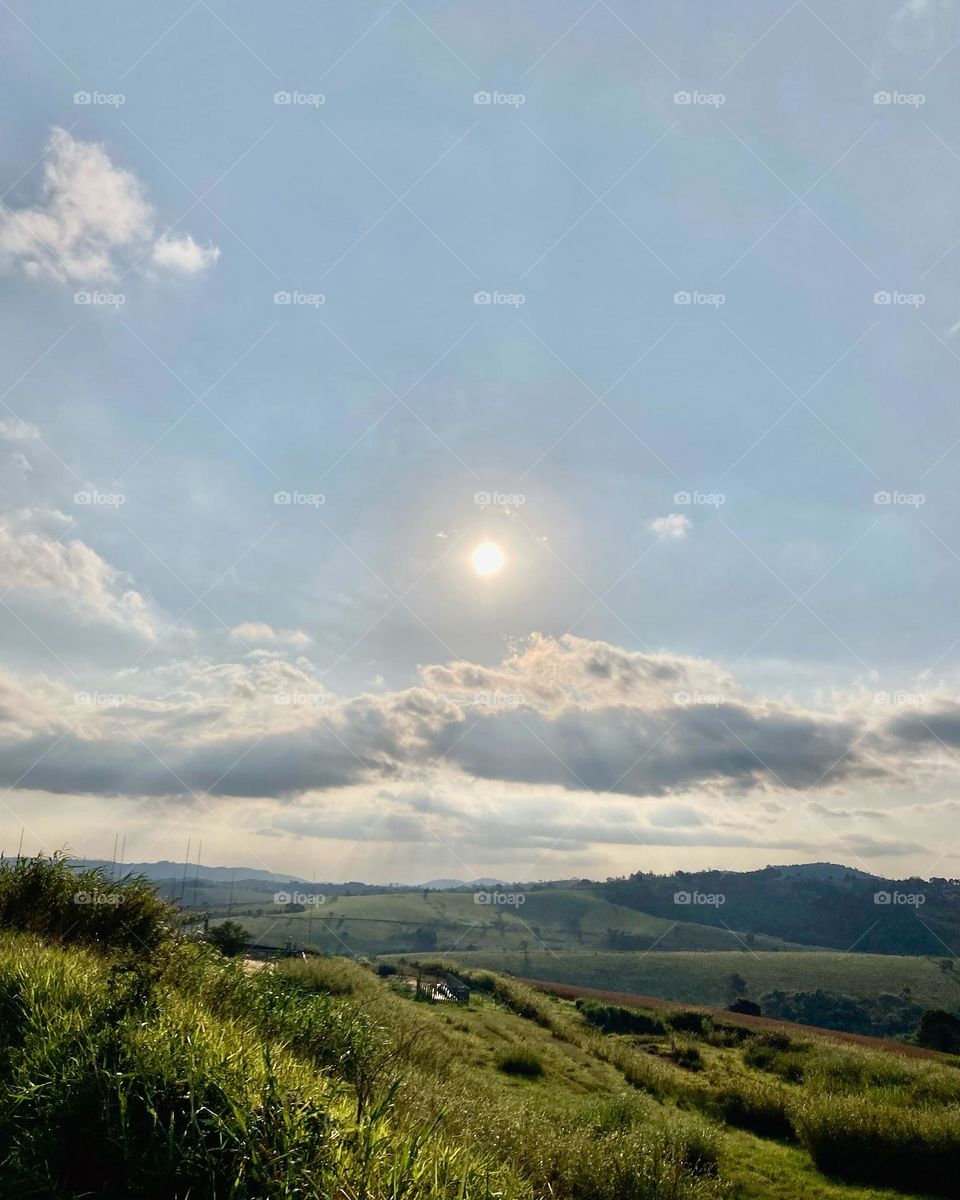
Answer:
xmin=207 ymin=919 xmax=251 ymax=957
xmin=915 ymin=1009 xmax=960 ymax=1053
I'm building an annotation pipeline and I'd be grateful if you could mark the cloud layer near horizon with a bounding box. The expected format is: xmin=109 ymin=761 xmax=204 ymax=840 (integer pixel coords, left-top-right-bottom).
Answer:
xmin=0 ymin=631 xmax=954 ymax=813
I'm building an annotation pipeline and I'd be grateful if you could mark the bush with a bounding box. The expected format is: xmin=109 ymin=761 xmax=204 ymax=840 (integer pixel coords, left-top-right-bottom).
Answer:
xmin=727 ymin=997 xmax=761 ymax=1016
xmin=577 ymin=998 xmax=665 ymax=1035
xmin=916 ymin=1008 xmax=960 ymax=1053
xmin=793 ymin=1094 xmax=960 ymax=1197
xmin=207 ymin=919 xmax=251 ymax=956
xmin=0 ymin=853 xmax=175 ymax=953
xmin=711 ymin=1077 xmax=795 ymax=1140
xmin=666 ymin=1010 xmax=710 ymax=1035
xmin=495 ymin=1048 xmax=545 ymax=1078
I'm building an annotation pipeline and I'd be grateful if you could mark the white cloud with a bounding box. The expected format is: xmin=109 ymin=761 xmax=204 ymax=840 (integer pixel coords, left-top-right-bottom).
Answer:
xmin=231 ymin=622 xmax=312 ymax=648
xmin=151 ymin=233 xmax=221 ymax=274
xmin=0 ymin=516 xmax=157 ymax=638
xmin=649 ymin=513 xmax=691 ymax=539
xmin=0 ymin=129 xmax=219 ymax=283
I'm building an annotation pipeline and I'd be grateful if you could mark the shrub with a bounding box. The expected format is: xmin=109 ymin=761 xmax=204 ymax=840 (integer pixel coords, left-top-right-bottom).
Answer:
xmin=711 ymin=1077 xmax=795 ymax=1140
xmin=916 ymin=1008 xmax=960 ymax=1053
xmin=495 ymin=1048 xmax=545 ymax=1078
xmin=793 ymin=1094 xmax=960 ymax=1198
xmin=577 ymin=998 xmax=665 ymax=1035
xmin=0 ymin=853 xmax=175 ymax=953
xmin=206 ymin=919 xmax=251 ymax=956
xmin=666 ymin=1009 xmax=710 ymax=1035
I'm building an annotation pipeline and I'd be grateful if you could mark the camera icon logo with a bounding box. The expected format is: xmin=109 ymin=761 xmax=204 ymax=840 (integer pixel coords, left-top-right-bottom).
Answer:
xmin=74 ymin=91 xmax=92 ymax=105
xmin=673 ymin=890 xmax=691 ymax=904
xmin=274 ymin=91 xmax=292 ymax=104
xmin=674 ymin=91 xmax=692 ymax=104
xmin=473 ymin=291 xmax=492 ymax=304
xmin=273 ymin=490 xmax=292 ymax=505
xmin=874 ymin=91 xmax=891 ymax=105
xmin=474 ymin=890 xmax=491 ymax=904
xmin=874 ymin=890 xmax=892 ymax=905
xmin=474 ymin=91 xmax=492 ymax=105
xmin=874 ymin=291 xmax=892 ymax=305
xmin=673 ymin=290 xmax=691 ymax=305
xmin=274 ymin=291 xmax=292 ymax=304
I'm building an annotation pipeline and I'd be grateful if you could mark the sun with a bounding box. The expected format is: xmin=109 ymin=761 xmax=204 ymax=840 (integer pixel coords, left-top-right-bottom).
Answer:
xmin=471 ymin=542 xmax=504 ymax=576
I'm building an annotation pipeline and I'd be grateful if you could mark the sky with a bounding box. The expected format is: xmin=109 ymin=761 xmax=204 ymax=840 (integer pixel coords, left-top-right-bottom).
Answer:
xmin=2 ymin=0 xmax=960 ymax=884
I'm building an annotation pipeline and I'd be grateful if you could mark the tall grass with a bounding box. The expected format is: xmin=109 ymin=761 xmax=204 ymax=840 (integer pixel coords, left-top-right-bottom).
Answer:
xmin=0 ymin=852 xmax=175 ymax=952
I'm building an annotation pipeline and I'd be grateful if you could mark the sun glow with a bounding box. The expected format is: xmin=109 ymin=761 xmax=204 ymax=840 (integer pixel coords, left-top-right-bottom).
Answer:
xmin=471 ymin=542 xmax=504 ymax=576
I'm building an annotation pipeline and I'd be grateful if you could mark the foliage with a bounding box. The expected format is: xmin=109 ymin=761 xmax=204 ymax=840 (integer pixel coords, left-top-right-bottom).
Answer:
xmin=206 ymin=918 xmax=251 ymax=956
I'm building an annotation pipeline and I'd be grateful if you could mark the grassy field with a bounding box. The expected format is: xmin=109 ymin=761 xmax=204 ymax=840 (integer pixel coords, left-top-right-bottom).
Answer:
xmin=213 ymin=887 xmax=812 ymax=956
xmin=409 ymin=948 xmax=960 ymax=1010
xmin=3 ymin=857 xmax=958 ymax=1198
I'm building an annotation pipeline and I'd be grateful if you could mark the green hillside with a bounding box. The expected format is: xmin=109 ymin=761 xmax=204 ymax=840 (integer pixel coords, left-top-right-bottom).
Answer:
xmin=424 ymin=949 xmax=960 ymax=1034
xmin=2 ymin=852 xmax=958 ymax=1200
xmin=210 ymin=886 xmax=812 ymax=956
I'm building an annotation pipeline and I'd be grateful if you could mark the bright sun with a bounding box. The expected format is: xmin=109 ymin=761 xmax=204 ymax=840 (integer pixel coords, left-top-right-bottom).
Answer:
xmin=471 ymin=542 xmax=504 ymax=576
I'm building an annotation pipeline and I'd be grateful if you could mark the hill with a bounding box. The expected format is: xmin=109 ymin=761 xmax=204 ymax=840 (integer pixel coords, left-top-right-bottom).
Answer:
xmin=2 ymin=849 xmax=959 ymax=1199
xmin=601 ymin=865 xmax=960 ymax=955
xmin=420 ymin=949 xmax=960 ymax=1038
xmin=207 ymin=886 xmax=812 ymax=957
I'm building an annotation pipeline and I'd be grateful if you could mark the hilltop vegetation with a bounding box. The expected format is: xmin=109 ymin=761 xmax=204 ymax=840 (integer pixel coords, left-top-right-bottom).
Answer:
xmin=201 ymin=885 xmax=811 ymax=957
xmin=423 ymin=949 xmax=960 ymax=1039
xmin=601 ymin=866 xmax=960 ymax=957
xmin=0 ymin=856 xmax=958 ymax=1198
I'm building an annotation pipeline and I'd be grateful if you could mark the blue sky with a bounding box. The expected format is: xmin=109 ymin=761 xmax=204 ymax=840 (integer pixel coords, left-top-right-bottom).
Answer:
xmin=2 ymin=0 xmax=960 ymax=884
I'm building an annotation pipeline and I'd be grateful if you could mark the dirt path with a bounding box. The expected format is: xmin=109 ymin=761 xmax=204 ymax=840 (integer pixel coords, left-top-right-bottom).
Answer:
xmin=518 ymin=976 xmax=952 ymax=1061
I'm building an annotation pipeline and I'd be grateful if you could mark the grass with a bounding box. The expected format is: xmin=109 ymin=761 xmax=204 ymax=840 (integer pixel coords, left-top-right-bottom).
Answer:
xmin=432 ymin=948 xmax=960 ymax=1011
xmin=213 ymin=887 xmax=808 ymax=956
xmin=1 ymin=857 xmax=958 ymax=1200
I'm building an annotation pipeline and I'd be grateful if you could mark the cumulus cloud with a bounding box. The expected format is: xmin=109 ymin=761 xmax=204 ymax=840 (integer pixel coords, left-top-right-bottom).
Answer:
xmin=0 ymin=633 xmax=940 ymax=813
xmin=150 ymin=233 xmax=221 ymax=274
xmin=0 ymin=129 xmax=219 ymax=283
xmin=649 ymin=514 xmax=690 ymax=539
xmin=0 ymin=516 xmax=157 ymax=638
